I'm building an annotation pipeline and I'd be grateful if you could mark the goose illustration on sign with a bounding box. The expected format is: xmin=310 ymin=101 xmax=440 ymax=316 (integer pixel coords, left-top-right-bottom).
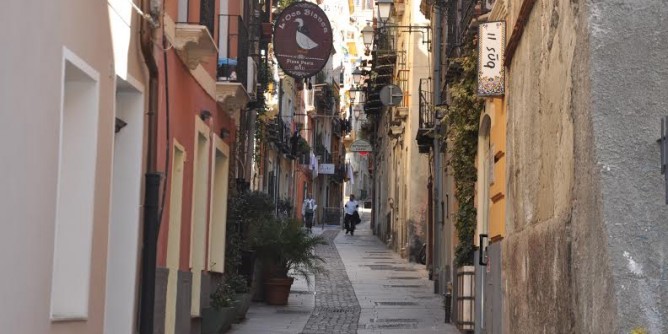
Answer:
xmin=273 ymin=2 xmax=333 ymax=79
xmin=295 ymin=18 xmax=318 ymax=50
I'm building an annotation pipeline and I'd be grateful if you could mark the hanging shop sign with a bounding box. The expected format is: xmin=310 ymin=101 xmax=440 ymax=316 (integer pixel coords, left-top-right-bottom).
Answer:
xmin=350 ymin=139 xmax=372 ymax=152
xmin=318 ymin=163 xmax=335 ymax=174
xmin=273 ymin=2 xmax=333 ymax=79
xmin=478 ymin=21 xmax=506 ymax=96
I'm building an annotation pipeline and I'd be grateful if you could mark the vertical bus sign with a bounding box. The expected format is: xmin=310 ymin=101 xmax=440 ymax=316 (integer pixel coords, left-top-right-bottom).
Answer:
xmin=478 ymin=21 xmax=506 ymax=96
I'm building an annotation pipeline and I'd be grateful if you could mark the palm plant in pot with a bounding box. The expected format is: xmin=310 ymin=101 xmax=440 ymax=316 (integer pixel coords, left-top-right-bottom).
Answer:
xmin=252 ymin=218 xmax=327 ymax=305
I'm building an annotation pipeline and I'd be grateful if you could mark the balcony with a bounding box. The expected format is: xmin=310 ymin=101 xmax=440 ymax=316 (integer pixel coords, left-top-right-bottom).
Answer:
xmin=171 ymin=24 xmax=217 ymax=71
xmin=313 ymin=84 xmax=335 ymax=115
xmin=266 ymin=117 xmax=296 ymax=159
xmin=216 ymin=14 xmax=250 ymax=115
xmin=169 ymin=0 xmax=218 ymax=71
xmin=394 ymin=107 xmax=409 ymax=119
xmin=416 ymin=78 xmax=434 ymax=153
xmin=314 ymin=142 xmax=332 ymax=164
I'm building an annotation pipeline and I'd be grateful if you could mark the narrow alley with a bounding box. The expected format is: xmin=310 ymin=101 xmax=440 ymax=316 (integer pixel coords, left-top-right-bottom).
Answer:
xmin=229 ymin=211 xmax=459 ymax=334
xmin=4 ymin=0 xmax=668 ymax=333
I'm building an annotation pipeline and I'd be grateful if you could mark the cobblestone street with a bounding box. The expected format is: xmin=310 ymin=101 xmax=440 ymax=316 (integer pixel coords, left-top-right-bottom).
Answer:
xmin=229 ymin=212 xmax=459 ymax=334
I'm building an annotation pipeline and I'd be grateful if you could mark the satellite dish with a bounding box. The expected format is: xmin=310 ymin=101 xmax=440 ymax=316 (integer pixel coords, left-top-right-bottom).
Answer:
xmin=379 ymin=84 xmax=403 ymax=107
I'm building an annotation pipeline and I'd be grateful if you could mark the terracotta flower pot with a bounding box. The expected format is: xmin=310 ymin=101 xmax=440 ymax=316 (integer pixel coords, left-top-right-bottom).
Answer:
xmin=264 ymin=277 xmax=294 ymax=305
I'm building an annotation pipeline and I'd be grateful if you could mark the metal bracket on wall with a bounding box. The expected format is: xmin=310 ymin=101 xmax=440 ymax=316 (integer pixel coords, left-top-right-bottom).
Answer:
xmin=478 ymin=234 xmax=488 ymax=266
xmin=661 ymin=117 xmax=668 ymax=204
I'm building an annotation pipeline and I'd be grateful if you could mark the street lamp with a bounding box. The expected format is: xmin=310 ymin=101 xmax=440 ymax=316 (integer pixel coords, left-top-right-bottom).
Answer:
xmin=349 ymin=67 xmax=367 ymax=106
xmin=361 ymin=24 xmax=374 ymax=49
xmin=354 ymin=105 xmax=362 ymax=119
xmin=352 ymin=67 xmax=362 ymax=86
xmin=363 ymin=0 xmax=432 ymax=51
xmin=376 ymin=0 xmax=393 ymax=23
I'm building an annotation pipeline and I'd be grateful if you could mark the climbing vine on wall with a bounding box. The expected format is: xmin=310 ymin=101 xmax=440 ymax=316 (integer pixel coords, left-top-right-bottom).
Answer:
xmin=445 ymin=44 xmax=484 ymax=267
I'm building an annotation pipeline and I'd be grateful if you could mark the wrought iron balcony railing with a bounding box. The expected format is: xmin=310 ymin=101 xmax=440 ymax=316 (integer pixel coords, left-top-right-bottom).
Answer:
xmin=176 ymin=0 xmax=215 ymax=36
xmin=217 ymin=14 xmax=249 ymax=92
xmin=200 ymin=0 xmax=215 ymax=37
xmin=418 ymin=78 xmax=434 ymax=130
xmin=266 ymin=117 xmax=294 ymax=157
xmin=314 ymin=84 xmax=335 ymax=114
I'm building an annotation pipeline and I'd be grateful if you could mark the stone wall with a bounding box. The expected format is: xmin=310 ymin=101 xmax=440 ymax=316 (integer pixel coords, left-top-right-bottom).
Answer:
xmin=586 ymin=0 xmax=668 ymax=332
xmin=503 ymin=0 xmax=612 ymax=332
xmin=504 ymin=0 xmax=668 ymax=332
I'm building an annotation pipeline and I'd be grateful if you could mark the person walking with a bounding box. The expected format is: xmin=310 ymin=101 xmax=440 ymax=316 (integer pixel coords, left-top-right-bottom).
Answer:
xmin=302 ymin=194 xmax=317 ymax=233
xmin=343 ymin=195 xmax=359 ymax=235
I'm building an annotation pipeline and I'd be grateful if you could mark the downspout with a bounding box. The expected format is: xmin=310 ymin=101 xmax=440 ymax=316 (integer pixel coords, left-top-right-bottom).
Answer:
xmin=432 ymin=3 xmax=443 ymax=296
xmin=139 ymin=0 xmax=161 ymax=333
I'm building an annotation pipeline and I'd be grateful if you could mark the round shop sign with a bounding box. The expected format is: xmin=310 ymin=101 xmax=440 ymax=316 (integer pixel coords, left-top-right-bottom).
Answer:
xmin=350 ymin=139 xmax=372 ymax=152
xmin=273 ymin=2 xmax=333 ymax=79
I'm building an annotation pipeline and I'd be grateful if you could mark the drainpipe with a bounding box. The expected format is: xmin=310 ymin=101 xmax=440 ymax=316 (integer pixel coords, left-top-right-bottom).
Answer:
xmin=139 ymin=0 xmax=160 ymax=333
xmin=432 ymin=4 xmax=443 ymax=296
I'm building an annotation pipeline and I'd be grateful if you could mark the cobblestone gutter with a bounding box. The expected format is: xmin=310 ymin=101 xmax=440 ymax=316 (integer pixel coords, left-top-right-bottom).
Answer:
xmin=301 ymin=230 xmax=361 ymax=334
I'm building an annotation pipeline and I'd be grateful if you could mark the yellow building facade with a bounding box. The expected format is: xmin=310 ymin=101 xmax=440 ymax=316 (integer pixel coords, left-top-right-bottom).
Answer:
xmin=476 ymin=97 xmax=506 ymax=243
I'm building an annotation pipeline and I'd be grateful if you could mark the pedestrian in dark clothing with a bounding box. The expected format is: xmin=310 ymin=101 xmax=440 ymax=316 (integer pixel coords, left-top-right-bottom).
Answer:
xmin=343 ymin=195 xmax=359 ymax=235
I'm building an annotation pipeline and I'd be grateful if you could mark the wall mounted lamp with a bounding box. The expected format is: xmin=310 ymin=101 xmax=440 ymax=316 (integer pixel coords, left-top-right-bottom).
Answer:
xmin=200 ymin=110 xmax=212 ymax=121
xmin=376 ymin=0 xmax=393 ymax=24
xmin=115 ymin=118 xmax=128 ymax=134
xmin=363 ymin=0 xmax=432 ymax=51
xmin=220 ymin=128 xmax=230 ymax=139
xmin=362 ymin=24 xmax=375 ymax=50
xmin=354 ymin=106 xmax=362 ymax=119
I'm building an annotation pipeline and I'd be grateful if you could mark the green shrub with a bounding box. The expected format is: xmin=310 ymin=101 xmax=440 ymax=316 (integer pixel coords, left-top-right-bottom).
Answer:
xmin=445 ymin=43 xmax=484 ymax=267
xmin=210 ymin=281 xmax=236 ymax=310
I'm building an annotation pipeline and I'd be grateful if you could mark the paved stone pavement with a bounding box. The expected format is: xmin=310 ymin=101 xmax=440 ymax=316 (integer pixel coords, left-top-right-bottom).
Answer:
xmin=229 ymin=210 xmax=460 ymax=334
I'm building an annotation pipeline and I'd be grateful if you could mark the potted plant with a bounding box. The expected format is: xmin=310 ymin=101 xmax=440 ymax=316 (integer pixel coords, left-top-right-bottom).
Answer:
xmin=226 ymin=191 xmax=275 ymax=301
xmin=252 ymin=218 xmax=327 ymax=305
xmin=225 ymin=273 xmax=252 ymax=322
xmin=202 ymin=280 xmax=237 ymax=334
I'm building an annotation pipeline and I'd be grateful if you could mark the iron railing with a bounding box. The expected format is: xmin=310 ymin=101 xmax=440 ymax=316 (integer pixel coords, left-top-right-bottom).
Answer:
xmin=332 ymin=118 xmax=342 ymax=137
xmin=460 ymin=0 xmax=477 ymax=39
xmin=374 ymin=26 xmax=397 ymax=52
xmin=175 ymin=0 xmax=215 ymax=37
xmin=200 ymin=0 xmax=215 ymax=37
xmin=217 ymin=14 xmax=249 ymax=92
xmin=267 ymin=117 xmax=293 ymax=156
xmin=314 ymin=84 xmax=335 ymax=114
xmin=445 ymin=0 xmax=459 ymax=58
xmin=418 ymin=78 xmax=434 ymax=129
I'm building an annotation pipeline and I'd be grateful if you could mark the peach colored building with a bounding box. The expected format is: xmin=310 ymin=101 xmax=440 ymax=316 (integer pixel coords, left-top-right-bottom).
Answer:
xmin=0 ymin=1 xmax=148 ymax=333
